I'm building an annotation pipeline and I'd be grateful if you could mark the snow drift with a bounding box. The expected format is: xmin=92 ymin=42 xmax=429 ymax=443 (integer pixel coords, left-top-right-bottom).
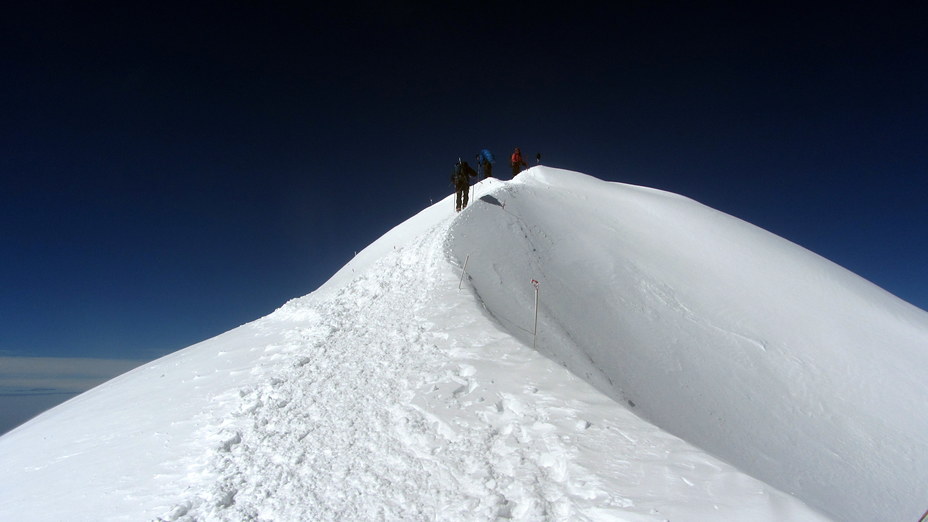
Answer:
xmin=450 ymin=168 xmax=928 ymax=521
xmin=0 ymin=167 xmax=925 ymax=521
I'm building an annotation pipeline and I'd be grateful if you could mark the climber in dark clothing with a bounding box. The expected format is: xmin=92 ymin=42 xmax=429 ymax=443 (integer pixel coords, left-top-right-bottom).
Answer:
xmin=451 ymin=158 xmax=477 ymax=212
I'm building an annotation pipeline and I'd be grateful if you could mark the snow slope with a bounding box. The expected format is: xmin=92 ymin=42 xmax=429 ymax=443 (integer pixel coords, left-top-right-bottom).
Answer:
xmin=449 ymin=168 xmax=928 ymax=522
xmin=1 ymin=167 xmax=922 ymax=521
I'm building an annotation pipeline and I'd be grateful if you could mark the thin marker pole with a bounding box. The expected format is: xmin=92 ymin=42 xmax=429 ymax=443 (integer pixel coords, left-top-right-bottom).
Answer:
xmin=458 ymin=254 xmax=470 ymax=290
xmin=532 ymin=279 xmax=540 ymax=348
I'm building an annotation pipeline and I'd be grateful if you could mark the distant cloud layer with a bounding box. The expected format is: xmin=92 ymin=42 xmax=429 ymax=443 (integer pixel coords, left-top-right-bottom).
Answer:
xmin=0 ymin=356 xmax=147 ymax=396
xmin=0 ymin=356 xmax=149 ymax=435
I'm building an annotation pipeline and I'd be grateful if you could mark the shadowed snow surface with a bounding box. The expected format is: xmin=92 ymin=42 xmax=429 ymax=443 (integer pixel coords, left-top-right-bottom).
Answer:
xmin=2 ymin=168 xmax=924 ymax=521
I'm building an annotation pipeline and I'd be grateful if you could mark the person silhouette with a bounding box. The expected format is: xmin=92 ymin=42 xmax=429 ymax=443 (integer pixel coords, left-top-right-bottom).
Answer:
xmin=510 ymin=147 xmax=527 ymax=176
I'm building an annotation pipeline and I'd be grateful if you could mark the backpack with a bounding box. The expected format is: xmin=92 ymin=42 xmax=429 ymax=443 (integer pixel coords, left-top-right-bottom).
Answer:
xmin=461 ymin=161 xmax=477 ymax=178
xmin=452 ymin=160 xmax=477 ymax=186
xmin=452 ymin=162 xmax=473 ymax=185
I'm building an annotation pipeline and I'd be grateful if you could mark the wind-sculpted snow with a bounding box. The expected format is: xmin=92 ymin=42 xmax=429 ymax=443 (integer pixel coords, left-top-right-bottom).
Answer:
xmin=449 ymin=167 xmax=928 ymax=522
xmin=0 ymin=171 xmax=830 ymax=521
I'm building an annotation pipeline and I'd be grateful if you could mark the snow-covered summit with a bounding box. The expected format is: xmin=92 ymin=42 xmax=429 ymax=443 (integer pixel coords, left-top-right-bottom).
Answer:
xmin=1 ymin=167 xmax=925 ymax=521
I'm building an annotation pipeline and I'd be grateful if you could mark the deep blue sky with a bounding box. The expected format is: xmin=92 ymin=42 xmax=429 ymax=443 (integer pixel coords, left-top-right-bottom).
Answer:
xmin=2 ymin=2 xmax=926 ymax=364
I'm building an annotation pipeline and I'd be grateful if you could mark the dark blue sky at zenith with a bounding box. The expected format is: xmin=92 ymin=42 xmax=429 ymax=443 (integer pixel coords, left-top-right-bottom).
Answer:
xmin=2 ymin=1 xmax=926 ymax=368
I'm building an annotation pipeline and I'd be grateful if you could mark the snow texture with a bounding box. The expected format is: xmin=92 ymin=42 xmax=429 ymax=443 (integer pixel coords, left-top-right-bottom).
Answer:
xmin=1 ymin=167 xmax=926 ymax=521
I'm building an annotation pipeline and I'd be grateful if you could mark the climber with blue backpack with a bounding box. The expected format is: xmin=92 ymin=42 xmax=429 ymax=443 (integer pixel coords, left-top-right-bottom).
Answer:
xmin=476 ymin=149 xmax=495 ymax=179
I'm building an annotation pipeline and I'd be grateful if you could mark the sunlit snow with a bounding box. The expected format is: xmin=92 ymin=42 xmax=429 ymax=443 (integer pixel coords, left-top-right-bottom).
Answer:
xmin=1 ymin=167 xmax=926 ymax=521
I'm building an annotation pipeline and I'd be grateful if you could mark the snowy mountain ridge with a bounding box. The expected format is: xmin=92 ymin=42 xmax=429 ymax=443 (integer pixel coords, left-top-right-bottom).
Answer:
xmin=1 ymin=167 xmax=926 ymax=521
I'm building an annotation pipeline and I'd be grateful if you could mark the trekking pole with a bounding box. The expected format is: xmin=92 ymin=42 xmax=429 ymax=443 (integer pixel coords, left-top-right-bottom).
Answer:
xmin=458 ymin=254 xmax=470 ymax=290
xmin=532 ymin=279 xmax=540 ymax=348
